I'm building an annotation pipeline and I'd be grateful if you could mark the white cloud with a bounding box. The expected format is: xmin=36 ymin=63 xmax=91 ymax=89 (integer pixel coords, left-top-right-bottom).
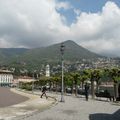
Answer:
xmin=74 ymin=9 xmax=81 ymax=16
xmin=56 ymin=1 xmax=72 ymax=10
xmin=69 ymin=1 xmax=120 ymax=56
xmin=0 ymin=1 xmax=120 ymax=56
xmin=0 ymin=0 xmax=69 ymax=48
xmin=0 ymin=38 xmax=12 ymax=48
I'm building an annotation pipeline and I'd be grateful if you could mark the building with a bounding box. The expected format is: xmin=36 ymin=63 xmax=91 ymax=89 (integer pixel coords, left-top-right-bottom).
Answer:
xmin=0 ymin=70 xmax=13 ymax=87
xmin=17 ymin=76 xmax=35 ymax=83
xmin=17 ymin=76 xmax=36 ymax=89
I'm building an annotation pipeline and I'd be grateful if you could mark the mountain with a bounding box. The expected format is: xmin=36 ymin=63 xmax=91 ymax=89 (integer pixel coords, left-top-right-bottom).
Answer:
xmin=62 ymin=40 xmax=100 ymax=60
xmin=0 ymin=40 xmax=102 ymax=69
xmin=0 ymin=48 xmax=28 ymax=57
xmin=0 ymin=48 xmax=29 ymax=64
xmin=16 ymin=40 xmax=101 ymax=67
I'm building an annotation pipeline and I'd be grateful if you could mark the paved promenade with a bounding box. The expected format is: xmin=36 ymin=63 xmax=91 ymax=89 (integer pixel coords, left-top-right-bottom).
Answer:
xmin=0 ymin=88 xmax=120 ymax=120
xmin=0 ymin=89 xmax=55 ymax=120
xmin=0 ymin=87 xmax=28 ymax=107
xmin=15 ymin=91 xmax=120 ymax=120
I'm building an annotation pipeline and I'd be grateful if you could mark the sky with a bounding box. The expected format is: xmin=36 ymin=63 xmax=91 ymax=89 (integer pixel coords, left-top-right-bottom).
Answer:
xmin=0 ymin=0 xmax=120 ymax=57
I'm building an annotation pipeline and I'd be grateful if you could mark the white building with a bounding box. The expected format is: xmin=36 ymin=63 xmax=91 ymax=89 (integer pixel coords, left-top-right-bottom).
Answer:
xmin=17 ymin=76 xmax=35 ymax=83
xmin=46 ymin=64 xmax=50 ymax=77
xmin=0 ymin=70 xmax=13 ymax=86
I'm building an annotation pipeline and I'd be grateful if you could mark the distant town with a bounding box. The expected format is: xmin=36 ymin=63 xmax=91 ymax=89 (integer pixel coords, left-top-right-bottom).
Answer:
xmin=44 ymin=57 xmax=120 ymax=75
xmin=0 ymin=57 xmax=120 ymax=77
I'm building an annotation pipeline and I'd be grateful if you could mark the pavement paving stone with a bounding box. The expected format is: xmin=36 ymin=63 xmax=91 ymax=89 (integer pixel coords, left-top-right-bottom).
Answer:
xmin=16 ymin=91 xmax=120 ymax=120
xmin=0 ymin=89 xmax=55 ymax=120
xmin=0 ymin=89 xmax=120 ymax=120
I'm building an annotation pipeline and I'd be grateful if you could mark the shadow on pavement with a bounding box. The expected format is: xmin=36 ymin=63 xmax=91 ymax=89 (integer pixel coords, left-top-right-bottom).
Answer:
xmin=89 ymin=109 xmax=120 ymax=120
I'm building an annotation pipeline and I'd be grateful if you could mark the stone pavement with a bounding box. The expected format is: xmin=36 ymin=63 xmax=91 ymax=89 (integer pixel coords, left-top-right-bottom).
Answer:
xmin=15 ymin=91 xmax=120 ymax=120
xmin=0 ymin=87 xmax=28 ymax=108
xmin=0 ymin=89 xmax=55 ymax=120
xmin=0 ymin=89 xmax=120 ymax=120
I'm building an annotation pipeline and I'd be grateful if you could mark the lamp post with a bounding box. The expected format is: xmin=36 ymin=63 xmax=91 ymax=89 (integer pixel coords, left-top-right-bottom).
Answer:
xmin=60 ymin=42 xmax=65 ymax=102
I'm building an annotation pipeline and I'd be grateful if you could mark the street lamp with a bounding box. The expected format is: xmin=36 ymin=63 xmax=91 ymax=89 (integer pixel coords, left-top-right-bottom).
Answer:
xmin=60 ymin=42 xmax=65 ymax=102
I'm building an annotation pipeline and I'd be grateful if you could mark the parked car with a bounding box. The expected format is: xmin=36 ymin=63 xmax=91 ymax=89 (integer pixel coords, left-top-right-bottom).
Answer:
xmin=77 ymin=88 xmax=85 ymax=95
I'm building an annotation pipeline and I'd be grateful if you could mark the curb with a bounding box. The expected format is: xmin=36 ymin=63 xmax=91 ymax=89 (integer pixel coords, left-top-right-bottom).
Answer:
xmin=12 ymin=89 xmax=58 ymax=120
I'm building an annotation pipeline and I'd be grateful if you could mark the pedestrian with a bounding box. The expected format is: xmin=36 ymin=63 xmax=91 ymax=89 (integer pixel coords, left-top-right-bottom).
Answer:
xmin=84 ymin=82 xmax=89 ymax=101
xmin=41 ymin=85 xmax=48 ymax=99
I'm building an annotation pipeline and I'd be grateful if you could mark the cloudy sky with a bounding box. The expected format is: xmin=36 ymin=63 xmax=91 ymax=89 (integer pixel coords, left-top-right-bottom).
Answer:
xmin=0 ymin=0 xmax=120 ymax=57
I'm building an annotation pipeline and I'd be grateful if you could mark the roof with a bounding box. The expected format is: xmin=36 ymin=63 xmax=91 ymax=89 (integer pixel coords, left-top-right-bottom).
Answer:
xmin=0 ymin=70 xmax=13 ymax=74
xmin=18 ymin=76 xmax=36 ymax=83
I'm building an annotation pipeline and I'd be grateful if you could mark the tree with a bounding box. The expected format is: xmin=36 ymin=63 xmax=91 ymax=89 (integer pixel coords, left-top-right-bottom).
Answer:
xmin=51 ymin=76 xmax=60 ymax=92
xmin=109 ymin=68 xmax=119 ymax=99
xmin=80 ymin=70 xmax=89 ymax=90
xmin=64 ymin=73 xmax=72 ymax=93
xmin=88 ymin=69 xmax=101 ymax=99
xmin=14 ymin=67 xmax=21 ymax=76
xmin=94 ymin=69 xmax=102 ymax=93
xmin=70 ymin=72 xmax=81 ymax=96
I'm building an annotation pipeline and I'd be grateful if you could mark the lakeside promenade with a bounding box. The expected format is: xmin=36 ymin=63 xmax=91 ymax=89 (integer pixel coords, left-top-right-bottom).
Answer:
xmin=15 ymin=90 xmax=120 ymax=120
xmin=0 ymin=88 xmax=55 ymax=120
xmin=0 ymin=87 xmax=28 ymax=108
xmin=0 ymin=88 xmax=120 ymax=120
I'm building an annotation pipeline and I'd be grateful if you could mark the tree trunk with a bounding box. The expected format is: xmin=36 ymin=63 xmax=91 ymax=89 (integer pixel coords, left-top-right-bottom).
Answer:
xmin=96 ymin=81 xmax=99 ymax=93
xmin=75 ymin=83 xmax=77 ymax=96
xmin=55 ymin=81 xmax=58 ymax=93
xmin=71 ymin=80 xmax=74 ymax=94
xmin=81 ymin=81 xmax=84 ymax=90
xmin=91 ymin=80 xmax=95 ymax=99
xmin=114 ymin=82 xmax=118 ymax=100
xmin=64 ymin=83 xmax=66 ymax=95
